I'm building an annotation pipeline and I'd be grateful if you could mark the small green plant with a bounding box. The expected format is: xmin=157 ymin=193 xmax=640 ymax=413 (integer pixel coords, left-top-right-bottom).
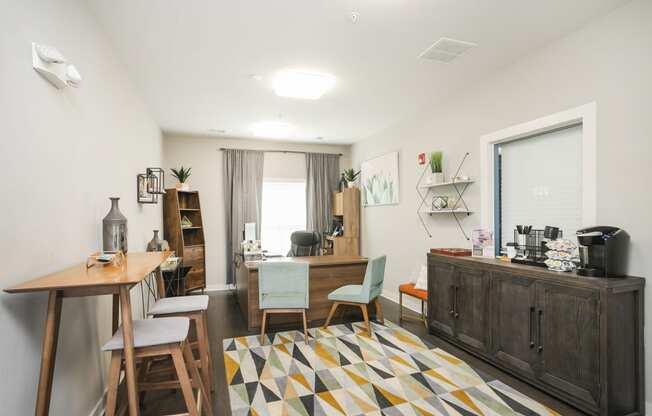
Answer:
xmin=429 ymin=151 xmax=443 ymax=173
xmin=343 ymin=168 xmax=360 ymax=182
xmin=171 ymin=166 xmax=192 ymax=183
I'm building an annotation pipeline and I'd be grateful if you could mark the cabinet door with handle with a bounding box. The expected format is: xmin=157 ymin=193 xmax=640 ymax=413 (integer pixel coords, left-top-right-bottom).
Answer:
xmin=535 ymin=282 xmax=600 ymax=408
xmin=427 ymin=262 xmax=457 ymax=337
xmin=491 ymin=271 xmax=538 ymax=378
xmin=455 ymin=267 xmax=490 ymax=352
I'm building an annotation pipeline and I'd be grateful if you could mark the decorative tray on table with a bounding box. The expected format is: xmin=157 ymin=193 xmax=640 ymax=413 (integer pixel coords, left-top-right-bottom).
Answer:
xmin=430 ymin=248 xmax=472 ymax=257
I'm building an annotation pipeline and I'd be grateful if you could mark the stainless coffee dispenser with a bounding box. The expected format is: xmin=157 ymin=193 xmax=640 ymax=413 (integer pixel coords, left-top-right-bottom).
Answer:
xmin=576 ymin=226 xmax=629 ymax=277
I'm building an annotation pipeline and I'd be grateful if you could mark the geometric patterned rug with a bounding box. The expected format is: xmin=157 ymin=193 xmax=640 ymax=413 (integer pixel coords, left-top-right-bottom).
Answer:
xmin=223 ymin=320 xmax=560 ymax=416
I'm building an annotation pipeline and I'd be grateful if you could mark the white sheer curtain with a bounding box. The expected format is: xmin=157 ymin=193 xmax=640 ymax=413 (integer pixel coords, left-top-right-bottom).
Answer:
xmin=260 ymin=180 xmax=306 ymax=255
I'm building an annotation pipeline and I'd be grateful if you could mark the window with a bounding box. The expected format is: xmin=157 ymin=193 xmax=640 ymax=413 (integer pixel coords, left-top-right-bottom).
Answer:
xmin=260 ymin=180 xmax=306 ymax=255
xmin=481 ymin=103 xmax=597 ymax=252
xmin=495 ymin=124 xmax=582 ymax=249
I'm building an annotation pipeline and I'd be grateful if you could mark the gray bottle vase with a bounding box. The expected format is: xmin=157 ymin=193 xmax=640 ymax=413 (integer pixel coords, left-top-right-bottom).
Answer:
xmin=103 ymin=197 xmax=128 ymax=253
xmin=147 ymin=230 xmax=170 ymax=252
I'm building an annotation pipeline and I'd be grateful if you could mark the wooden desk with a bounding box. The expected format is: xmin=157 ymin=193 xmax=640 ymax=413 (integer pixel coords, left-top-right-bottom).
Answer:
xmin=4 ymin=251 xmax=172 ymax=416
xmin=235 ymin=256 xmax=370 ymax=330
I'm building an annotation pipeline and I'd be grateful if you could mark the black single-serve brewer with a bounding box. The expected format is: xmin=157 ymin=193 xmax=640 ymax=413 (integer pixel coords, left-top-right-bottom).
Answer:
xmin=576 ymin=226 xmax=629 ymax=277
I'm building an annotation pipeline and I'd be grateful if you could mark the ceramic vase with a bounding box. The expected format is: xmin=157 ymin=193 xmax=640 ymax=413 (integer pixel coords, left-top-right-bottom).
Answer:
xmin=103 ymin=197 xmax=128 ymax=253
xmin=176 ymin=182 xmax=190 ymax=191
xmin=147 ymin=230 xmax=170 ymax=252
xmin=432 ymin=172 xmax=444 ymax=184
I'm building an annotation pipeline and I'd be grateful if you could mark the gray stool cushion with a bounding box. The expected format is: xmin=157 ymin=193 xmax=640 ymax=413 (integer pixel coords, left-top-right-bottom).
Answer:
xmin=147 ymin=295 xmax=209 ymax=316
xmin=101 ymin=317 xmax=189 ymax=351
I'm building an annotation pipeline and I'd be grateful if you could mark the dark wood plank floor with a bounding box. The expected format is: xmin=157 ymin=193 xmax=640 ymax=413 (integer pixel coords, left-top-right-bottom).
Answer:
xmin=142 ymin=291 xmax=586 ymax=415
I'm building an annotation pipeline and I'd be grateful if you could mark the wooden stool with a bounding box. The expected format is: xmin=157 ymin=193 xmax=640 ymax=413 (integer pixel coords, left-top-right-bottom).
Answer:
xmin=399 ymin=283 xmax=428 ymax=328
xmin=148 ymin=295 xmax=214 ymax=395
xmin=103 ymin=317 xmax=213 ymax=416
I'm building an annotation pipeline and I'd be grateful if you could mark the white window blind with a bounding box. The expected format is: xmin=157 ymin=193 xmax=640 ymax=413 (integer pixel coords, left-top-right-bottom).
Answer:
xmin=260 ymin=180 xmax=306 ymax=255
xmin=498 ymin=124 xmax=582 ymax=247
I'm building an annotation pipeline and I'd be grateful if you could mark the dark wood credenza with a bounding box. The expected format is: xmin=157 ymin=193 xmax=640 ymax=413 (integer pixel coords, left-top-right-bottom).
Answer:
xmin=427 ymin=254 xmax=645 ymax=416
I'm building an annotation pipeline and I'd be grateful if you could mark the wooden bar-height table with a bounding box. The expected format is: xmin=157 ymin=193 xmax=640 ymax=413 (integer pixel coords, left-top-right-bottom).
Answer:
xmin=4 ymin=251 xmax=172 ymax=416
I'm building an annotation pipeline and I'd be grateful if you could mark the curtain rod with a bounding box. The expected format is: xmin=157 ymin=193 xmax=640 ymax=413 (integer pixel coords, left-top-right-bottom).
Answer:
xmin=218 ymin=147 xmax=342 ymax=156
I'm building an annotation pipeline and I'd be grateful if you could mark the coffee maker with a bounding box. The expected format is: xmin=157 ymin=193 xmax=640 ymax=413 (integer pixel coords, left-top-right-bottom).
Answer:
xmin=576 ymin=226 xmax=629 ymax=277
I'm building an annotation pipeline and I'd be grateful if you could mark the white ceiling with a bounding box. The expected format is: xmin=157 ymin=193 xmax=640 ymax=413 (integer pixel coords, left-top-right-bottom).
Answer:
xmin=88 ymin=0 xmax=626 ymax=144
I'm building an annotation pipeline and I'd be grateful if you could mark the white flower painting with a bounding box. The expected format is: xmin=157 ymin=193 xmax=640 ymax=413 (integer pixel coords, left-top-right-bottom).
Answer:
xmin=361 ymin=151 xmax=400 ymax=206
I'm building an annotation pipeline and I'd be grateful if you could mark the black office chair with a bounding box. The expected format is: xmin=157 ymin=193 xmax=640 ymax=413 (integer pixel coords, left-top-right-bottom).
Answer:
xmin=287 ymin=231 xmax=321 ymax=257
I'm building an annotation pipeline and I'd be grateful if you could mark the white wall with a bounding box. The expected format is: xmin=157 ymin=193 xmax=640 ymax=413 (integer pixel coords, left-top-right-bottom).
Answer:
xmin=352 ymin=0 xmax=652 ymax=406
xmin=263 ymin=152 xmax=306 ymax=180
xmin=163 ymin=134 xmax=351 ymax=288
xmin=0 ymin=0 xmax=163 ymax=414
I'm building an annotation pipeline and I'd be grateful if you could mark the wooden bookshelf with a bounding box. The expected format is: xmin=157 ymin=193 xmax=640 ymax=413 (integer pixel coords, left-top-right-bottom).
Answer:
xmin=163 ymin=189 xmax=206 ymax=293
xmin=330 ymin=187 xmax=360 ymax=256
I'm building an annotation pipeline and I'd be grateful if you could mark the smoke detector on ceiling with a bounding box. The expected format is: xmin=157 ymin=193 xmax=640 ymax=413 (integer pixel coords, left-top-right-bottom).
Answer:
xmin=419 ymin=37 xmax=477 ymax=63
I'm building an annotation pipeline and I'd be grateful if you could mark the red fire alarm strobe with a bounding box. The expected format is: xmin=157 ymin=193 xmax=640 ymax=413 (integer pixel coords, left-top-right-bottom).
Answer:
xmin=418 ymin=152 xmax=426 ymax=165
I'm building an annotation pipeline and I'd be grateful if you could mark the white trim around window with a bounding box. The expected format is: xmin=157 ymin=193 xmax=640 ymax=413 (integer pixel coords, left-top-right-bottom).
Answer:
xmin=480 ymin=102 xmax=597 ymax=233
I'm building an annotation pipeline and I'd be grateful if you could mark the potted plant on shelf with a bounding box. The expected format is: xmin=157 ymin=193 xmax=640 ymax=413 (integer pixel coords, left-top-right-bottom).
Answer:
xmin=343 ymin=168 xmax=360 ymax=188
xmin=171 ymin=166 xmax=192 ymax=191
xmin=429 ymin=151 xmax=444 ymax=184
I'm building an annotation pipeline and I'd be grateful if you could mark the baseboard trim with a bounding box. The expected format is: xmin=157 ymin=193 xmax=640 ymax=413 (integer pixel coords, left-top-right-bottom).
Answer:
xmin=204 ymin=284 xmax=235 ymax=292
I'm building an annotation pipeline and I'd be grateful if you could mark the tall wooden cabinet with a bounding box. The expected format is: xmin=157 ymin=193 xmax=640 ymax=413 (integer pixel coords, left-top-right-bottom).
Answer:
xmin=163 ymin=189 xmax=206 ymax=292
xmin=428 ymin=254 xmax=645 ymax=416
xmin=331 ymin=188 xmax=360 ymax=256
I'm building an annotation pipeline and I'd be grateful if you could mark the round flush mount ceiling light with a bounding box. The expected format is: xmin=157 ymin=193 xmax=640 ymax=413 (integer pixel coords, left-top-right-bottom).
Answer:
xmin=250 ymin=121 xmax=292 ymax=139
xmin=273 ymin=70 xmax=336 ymax=100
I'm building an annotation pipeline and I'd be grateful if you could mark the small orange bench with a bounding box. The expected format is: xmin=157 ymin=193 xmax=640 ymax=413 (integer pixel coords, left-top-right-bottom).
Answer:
xmin=398 ymin=283 xmax=427 ymax=327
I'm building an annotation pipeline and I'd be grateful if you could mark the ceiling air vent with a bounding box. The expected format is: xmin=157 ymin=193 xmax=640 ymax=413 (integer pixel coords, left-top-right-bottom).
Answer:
xmin=419 ymin=37 xmax=477 ymax=63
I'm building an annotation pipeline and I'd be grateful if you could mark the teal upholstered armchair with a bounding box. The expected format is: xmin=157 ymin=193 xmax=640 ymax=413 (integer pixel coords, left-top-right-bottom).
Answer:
xmin=324 ymin=255 xmax=386 ymax=334
xmin=258 ymin=261 xmax=309 ymax=341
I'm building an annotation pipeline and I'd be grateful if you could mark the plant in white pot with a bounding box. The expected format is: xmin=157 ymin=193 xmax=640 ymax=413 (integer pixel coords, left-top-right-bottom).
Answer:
xmin=343 ymin=168 xmax=361 ymax=188
xmin=171 ymin=166 xmax=191 ymax=191
xmin=430 ymin=151 xmax=444 ymax=184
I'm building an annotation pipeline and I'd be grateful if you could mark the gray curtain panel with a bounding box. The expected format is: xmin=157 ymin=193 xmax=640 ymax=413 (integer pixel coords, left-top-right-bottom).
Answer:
xmin=305 ymin=152 xmax=340 ymax=236
xmin=223 ymin=149 xmax=264 ymax=285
